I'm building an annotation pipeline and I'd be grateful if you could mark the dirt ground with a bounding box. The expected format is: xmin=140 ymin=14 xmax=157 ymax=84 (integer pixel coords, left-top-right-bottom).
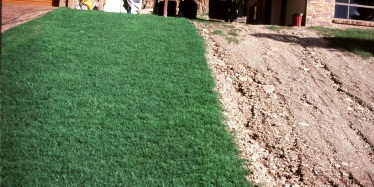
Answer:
xmin=1 ymin=4 xmax=56 ymax=32
xmin=2 ymin=5 xmax=373 ymax=185
xmin=193 ymin=21 xmax=374 ymax=186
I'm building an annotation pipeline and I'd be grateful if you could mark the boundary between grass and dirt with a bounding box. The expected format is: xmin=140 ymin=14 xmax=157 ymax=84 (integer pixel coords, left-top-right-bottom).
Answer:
xmin=1 ymin=8 xmax=251 ymax=186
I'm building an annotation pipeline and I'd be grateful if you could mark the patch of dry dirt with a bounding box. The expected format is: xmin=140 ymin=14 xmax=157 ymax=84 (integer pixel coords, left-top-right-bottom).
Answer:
xmin=1 ymin=4 xmax=56 ymax=33
xmin=193 ymin=21 xmax=374 ymax=186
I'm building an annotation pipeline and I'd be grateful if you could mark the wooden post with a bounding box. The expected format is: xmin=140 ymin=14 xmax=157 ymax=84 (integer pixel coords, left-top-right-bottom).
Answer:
xmin=163 ymin=0 xmax=168 ymax=17
xmin=67 ymin=0 xmax=72 ymax=8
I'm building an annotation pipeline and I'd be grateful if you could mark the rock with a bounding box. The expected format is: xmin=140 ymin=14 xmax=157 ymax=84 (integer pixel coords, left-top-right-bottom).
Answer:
xmin=299 ymin=122 xmax=310 ymax=127
xmin=308 ymin=51 xmax=316 ymax=55
xmin=347 ymin=107 xmax=354 ymax=111
xmin=341 ymin=162 xmax=349 ymax=166
xmin=263 ymin=85 xmax=275 ymax=94
xmin=217 ymin=60 xmax=225 ymax=66
xmin=303 ymin=68 xmax=310 ymax=72
xmin=345 ymin=98 xmax=354 ymax=103
xmin=315 ymin=63 xmax=324 ymax=68
xmin=273 ymin=121 xmax=285 ymax=126
xmin=357 ymin=106 xmax=365 ymax=111
xmin=239 ymin=76 xmax=248 ymax=82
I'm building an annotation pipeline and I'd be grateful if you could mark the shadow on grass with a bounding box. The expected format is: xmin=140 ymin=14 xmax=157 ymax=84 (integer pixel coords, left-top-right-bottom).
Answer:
xmin=252 ymin=33 xmax=374 ymax=58
xmin=325 ymin=37 xmax=374 ymax=58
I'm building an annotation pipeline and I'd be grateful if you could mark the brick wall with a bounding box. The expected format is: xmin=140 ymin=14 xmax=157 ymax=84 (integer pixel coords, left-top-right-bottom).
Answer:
xmin=305 ymin=0 xmax=335 ymax=26
xmin=332 ymin=19 xmax=374 ymax=27
xmin=305 ymin=0 xmax=374 ymax=27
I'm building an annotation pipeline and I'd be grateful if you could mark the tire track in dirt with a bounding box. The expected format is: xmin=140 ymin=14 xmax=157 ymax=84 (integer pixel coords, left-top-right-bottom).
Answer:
xmin=193 ymin=21 xmax=374 ymax=186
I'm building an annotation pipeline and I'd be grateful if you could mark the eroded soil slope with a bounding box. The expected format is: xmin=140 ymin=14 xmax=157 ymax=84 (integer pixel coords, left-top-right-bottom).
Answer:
xmin=193 ymin=21 xmax=374 ymax=186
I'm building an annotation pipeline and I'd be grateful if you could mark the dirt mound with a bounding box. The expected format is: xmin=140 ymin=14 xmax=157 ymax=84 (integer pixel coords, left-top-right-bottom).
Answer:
xmin=194 ymin=21 xmax=374 ymax=186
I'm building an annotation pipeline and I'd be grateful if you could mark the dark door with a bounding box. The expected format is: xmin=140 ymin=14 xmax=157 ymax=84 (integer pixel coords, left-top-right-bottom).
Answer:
xmin=280 ymin=0 xmax=287 ymax=25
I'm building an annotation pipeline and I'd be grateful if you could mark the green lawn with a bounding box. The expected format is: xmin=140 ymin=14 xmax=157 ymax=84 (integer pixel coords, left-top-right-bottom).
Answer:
xmin=0 ymin=8 xmax=250 ymax=186
xmin=309 ymin=26 xmax=374 ymax=58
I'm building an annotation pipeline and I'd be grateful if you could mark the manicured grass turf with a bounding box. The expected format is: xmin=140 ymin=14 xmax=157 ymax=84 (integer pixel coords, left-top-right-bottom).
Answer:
xmin=0 ymin=8 xmax=250 ymax=186
xmin=309 ymin=26 xmax=374 ymax=58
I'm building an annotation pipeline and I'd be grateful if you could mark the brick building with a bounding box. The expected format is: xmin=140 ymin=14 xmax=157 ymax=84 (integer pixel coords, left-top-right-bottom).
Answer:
xmin=4 ymin=0 xmax=373 ymax=27
xmin=247 ymin=0 xmax=374 ymax=27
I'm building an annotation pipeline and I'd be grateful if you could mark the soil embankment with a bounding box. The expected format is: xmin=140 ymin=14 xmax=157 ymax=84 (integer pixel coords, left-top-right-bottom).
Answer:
xmin=194 ymin=21 xmax=374 ymax=186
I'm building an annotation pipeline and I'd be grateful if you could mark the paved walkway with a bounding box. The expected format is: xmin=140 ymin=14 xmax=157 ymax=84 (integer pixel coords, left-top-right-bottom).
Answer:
xmin=2 ymin=4 xmax=57 ymax=32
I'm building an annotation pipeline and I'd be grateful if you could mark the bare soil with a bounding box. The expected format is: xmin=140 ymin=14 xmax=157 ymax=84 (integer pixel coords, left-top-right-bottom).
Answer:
xmin=2 ymin=6 xmax=373 ymax=185
xmin=193 ymin=20 xmax=374 ymax=186
xmin=1 ymin=4 xmax=56 ymax=33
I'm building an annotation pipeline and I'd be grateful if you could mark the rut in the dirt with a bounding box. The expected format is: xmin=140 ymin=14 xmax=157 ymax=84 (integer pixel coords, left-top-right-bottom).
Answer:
xmin=193 ymin=21 xmax=374 ymax=187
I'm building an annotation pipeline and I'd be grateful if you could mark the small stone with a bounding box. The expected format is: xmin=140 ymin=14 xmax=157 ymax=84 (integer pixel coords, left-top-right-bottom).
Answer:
xmin=303 ymin=68 xmax=310 ymax=72
xmin=315 ymin=63 xmax=324 ymax=68
xmin=347 ymin=107 xmax=354 ymax=111
xmin=273 ymin=121 xmax=285 ymax=126
xmin=341 ymin=162 xmax=349 ymax=166
xmin=299 ymin=122 xmax=310 ymax=127
xmin=217 ymin=60 xmax=225 ymax=66
xmin=357 ymin=106 xmax=365 ymax=111
xmin=263 ymin=85 xmax=275 ymax=94
xmin=239 ymin=76 xmax=248 ymax=82
xmin=342 ymin=171 xmax=349 ymax=177
xmin=345 ymin=98 xmax=354 ymax=102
